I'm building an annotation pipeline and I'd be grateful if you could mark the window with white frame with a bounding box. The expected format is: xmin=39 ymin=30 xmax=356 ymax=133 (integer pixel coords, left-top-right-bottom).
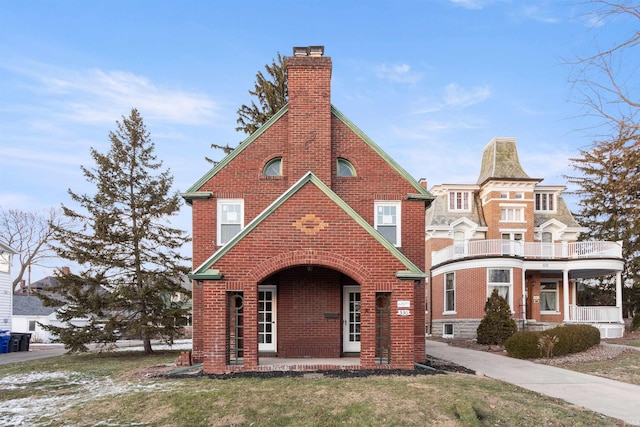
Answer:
xmin=375 ymin=201 xmax=401 ymax=246
xmin=487 ymin=268 xmax=513 ymax=309
xmin=217 ymin=199 xmax=244 ymax=246
xmin=443 ymin=323 xmax=454 ymax=338
xmin=540 ymin=283 xmax=559 ymax=312
xmin=448 ymin=191 xmax=471 ymax=211
xmin=444 ymin=272 xmax=455 ymax=313
xmin=500 ymin=207 xmax=524 ymax=222
xmin=535 ymin=193 xmax=555 ymax=211
xmin=0 ymin=251 xmax=10 ymax=273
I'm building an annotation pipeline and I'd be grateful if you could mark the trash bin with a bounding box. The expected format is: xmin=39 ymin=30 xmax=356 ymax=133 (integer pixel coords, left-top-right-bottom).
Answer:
xmin=9 ymin=333 xmax=21 ymax=352
xmin=0 ymin=330 xmax=9 ymax=354
xmin=19 ymin=333 xmax=32 ymax=351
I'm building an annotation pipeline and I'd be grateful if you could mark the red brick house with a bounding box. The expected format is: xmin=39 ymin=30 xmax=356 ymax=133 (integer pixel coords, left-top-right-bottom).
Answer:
xmin=426 ymin=137 xmax=625 ymax=339
xmin=183 ymin=46 xmax=433 ymax=374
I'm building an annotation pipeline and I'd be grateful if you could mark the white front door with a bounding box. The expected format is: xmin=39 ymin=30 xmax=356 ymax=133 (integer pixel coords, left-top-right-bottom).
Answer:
xmin=258 ymin=285 xmax=276 ymax=352
xmin=343 ymin=286 xmax=361 ymax=353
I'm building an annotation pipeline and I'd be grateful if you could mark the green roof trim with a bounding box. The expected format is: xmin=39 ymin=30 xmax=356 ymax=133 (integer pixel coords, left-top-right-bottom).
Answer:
xmin=188 ymin=269 xmax=223 ymax=280
xmin=331 ymin=106 xmax=432 ymax=197
xmin=185 ymin=105 xmax=290 ymax=193
xmin=181 ymin=191 xmax=213 ymax=205
xmin=407 ymin=193 xmax=433 ymax=201
xmin=395 ymin=270 xmax=428 ymax=280
xmin=193 ymin=171 xmax=425 ymax=276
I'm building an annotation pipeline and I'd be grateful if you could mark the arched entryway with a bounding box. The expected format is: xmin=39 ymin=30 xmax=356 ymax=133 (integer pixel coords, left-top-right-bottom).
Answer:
xmin=257 ymin=266 xmax=362 ymax=361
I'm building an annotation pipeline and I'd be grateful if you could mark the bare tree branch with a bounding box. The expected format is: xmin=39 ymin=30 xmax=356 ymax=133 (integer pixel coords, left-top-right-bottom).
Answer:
xmin=0 ymin=207 xmax=67 ymax=289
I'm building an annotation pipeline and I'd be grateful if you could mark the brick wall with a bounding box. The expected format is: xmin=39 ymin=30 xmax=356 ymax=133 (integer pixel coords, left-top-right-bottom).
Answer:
xmin=188 ymin=51 xmax=426 ymax=373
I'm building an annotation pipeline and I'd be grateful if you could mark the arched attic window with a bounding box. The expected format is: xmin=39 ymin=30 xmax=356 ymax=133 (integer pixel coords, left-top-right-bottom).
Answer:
xmin=263 ymin=157 xmax=282 ymax=176
xmin=337 ymin=158 xmax=356 ymax=177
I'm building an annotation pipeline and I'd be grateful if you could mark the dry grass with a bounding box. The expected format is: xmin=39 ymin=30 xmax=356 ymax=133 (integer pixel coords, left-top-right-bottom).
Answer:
xmin=0 ymin=351 xmax=625 ymax=427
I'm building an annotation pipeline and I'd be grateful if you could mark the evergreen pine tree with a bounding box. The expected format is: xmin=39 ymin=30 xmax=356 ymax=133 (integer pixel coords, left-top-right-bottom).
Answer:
xmin=566 ymin=123 xmax=640 ymax=316
xmin=236 ymin=52 xmax=288 ymax=135
xmin=206 ymin=53 xmax=287 ymax=164
xmin=477 ymin=289 xmax=518 ymax=345
xmin=41 ymin=108 xmax=191 ymax=353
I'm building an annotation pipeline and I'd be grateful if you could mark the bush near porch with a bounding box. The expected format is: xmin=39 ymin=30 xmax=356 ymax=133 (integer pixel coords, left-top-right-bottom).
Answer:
xmin=505 ymin=324 xmax=601 ymax=359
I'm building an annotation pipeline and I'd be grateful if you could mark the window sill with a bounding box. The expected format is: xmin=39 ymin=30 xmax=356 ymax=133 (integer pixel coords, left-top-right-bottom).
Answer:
xmin=442 ymin=311 xmax=457 ymax=315
xmin=541 ymin=311 xmax=560 ymax=315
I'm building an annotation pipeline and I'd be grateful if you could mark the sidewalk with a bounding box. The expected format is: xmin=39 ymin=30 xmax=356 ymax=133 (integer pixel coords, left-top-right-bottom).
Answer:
xmin=427 ymin=340 xmax=640 ymax=426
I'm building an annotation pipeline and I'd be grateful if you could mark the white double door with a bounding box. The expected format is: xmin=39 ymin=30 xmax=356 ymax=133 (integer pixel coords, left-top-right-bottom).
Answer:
xmin=258 ymin=284 xmax=361 ymax=354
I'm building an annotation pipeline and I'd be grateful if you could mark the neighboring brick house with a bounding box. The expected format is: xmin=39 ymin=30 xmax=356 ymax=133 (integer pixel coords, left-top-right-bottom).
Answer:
xmin=426 ymin=137 xmax=625 ymax=339
xmin=183 ymin=46 xmax=433 ymax=374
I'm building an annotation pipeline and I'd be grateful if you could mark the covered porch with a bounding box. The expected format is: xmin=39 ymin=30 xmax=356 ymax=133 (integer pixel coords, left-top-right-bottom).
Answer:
xmin=523 ymin=257 xmax=625 ymax=338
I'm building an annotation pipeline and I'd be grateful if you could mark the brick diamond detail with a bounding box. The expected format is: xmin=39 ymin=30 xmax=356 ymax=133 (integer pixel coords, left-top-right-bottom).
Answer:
xmin=293 ymin=214 xmax=328 ymax=235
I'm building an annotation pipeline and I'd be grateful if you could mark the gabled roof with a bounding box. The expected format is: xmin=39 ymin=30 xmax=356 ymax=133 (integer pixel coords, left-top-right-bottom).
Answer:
xmin=0 ymin=240 xmax=17 ymax=254
xmin=13 ymin=295 xmax=58 ymax=316
xmin=183 ymin=104 xmax=432 ymax=202
xmin=190 ymin=171 xmax=426 ymax=280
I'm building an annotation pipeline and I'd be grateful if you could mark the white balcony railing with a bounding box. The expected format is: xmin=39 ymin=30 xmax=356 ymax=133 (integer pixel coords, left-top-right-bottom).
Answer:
xmin=432 ymin=240 xmax=622 ymax=266
xmin=567 ymin=305 xmax=620 ymax=323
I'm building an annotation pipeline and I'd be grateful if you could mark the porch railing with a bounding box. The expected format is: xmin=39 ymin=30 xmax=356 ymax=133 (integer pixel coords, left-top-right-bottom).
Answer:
xmin=567 ymin=305 xmax=620 ymax=323
xmin=432 ymin=240 xmax=622 ymax=266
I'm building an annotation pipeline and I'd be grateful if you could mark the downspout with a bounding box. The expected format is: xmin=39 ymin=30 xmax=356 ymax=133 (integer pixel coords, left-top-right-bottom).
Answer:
xmin=521 ymin=268 xmax=527 ymax=330
xmin=428 ymin=270 xmax=433 ymax=336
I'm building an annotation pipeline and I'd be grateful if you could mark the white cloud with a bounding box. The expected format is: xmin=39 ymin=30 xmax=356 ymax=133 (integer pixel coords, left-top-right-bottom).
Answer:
xmin=518 ymin=5 xmax=560 ymax=24
xmin=448 ymin=0 xmax=486 ymax=10
xmin=3 ymin=62 xmax=220 ymax=125
xmin=375 ymin=63 xmax=423 ymax=84
xmin=414 ymin=83 xmax=491 ymax=114
xmin=443 ymin=83 xmax=491 ymax=108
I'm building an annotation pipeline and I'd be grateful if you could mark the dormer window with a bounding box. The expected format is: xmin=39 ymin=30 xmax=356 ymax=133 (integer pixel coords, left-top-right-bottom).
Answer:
xmin=535 ymin=193 xmax=555 ymax=212
xmin=448 ymin=191 xmax=471 ymax=211
xmin=263 ymin=157 xmax=282 ymax=176
xmin=337 ymin=158 xmax=356 ymax=177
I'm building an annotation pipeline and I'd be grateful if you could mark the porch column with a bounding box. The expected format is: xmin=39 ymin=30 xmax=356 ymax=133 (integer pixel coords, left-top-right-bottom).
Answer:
xmin=562 ymin=269 xmax=570 ymax=322
xmin=616 ymin=271 xmax=623 ymax=322
xmin=521 ymin=268 xmax=527 ymax=325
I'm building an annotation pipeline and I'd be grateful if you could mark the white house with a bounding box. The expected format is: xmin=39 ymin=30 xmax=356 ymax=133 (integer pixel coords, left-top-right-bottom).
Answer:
xmin=12 ymin=295 xmax=60 ymax=343
xmin=0 ymin=240 xmax=18 ymax=331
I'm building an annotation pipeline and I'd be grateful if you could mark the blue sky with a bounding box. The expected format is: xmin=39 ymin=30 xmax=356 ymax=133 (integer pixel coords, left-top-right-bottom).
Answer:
xmin=0 ymin=0 xmax=632 ymax=278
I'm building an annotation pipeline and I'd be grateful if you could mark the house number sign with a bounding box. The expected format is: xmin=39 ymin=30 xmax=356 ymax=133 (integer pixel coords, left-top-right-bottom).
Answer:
xmin=397 ymin=309 xmax=410 ymax=316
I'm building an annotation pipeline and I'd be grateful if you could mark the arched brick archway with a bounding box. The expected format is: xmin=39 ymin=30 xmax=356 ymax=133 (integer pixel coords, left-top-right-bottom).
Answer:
xmin=249 ymin=249 xmax=371 ymax=285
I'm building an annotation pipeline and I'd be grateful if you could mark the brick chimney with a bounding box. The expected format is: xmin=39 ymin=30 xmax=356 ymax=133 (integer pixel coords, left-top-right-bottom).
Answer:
xmin=286 ymin=46 xmax=332 ymax=184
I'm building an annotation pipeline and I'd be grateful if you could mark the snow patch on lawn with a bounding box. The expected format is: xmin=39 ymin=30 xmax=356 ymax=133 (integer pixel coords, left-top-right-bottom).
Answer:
xmin=0 ymin=364 xmax=176 ymax=426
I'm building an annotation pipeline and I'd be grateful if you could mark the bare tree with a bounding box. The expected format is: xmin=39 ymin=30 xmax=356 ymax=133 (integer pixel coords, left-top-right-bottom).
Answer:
xmin=0 ymin=207 xmax=65 ymax=290
xmin=569 ymin=1 xmax=640 ymax=130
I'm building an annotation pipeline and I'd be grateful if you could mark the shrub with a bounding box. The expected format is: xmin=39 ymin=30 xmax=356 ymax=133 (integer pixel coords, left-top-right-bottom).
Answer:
xmin=504 ymin=331 xmax=542 ymax=359
xmin=632 ymin=313 xmax=640 ymax=331
xmin=476 ymin=289 xmax=518 ymax=345
xmin=543 ymin=324 xmax=600 ymax=356
xmin=505 ymin=324 xmax=600 ymax=359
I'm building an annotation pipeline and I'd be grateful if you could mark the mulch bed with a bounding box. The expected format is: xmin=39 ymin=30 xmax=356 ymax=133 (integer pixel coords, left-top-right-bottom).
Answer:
xmin=161 ymin=356 xmax=475 ymax=380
